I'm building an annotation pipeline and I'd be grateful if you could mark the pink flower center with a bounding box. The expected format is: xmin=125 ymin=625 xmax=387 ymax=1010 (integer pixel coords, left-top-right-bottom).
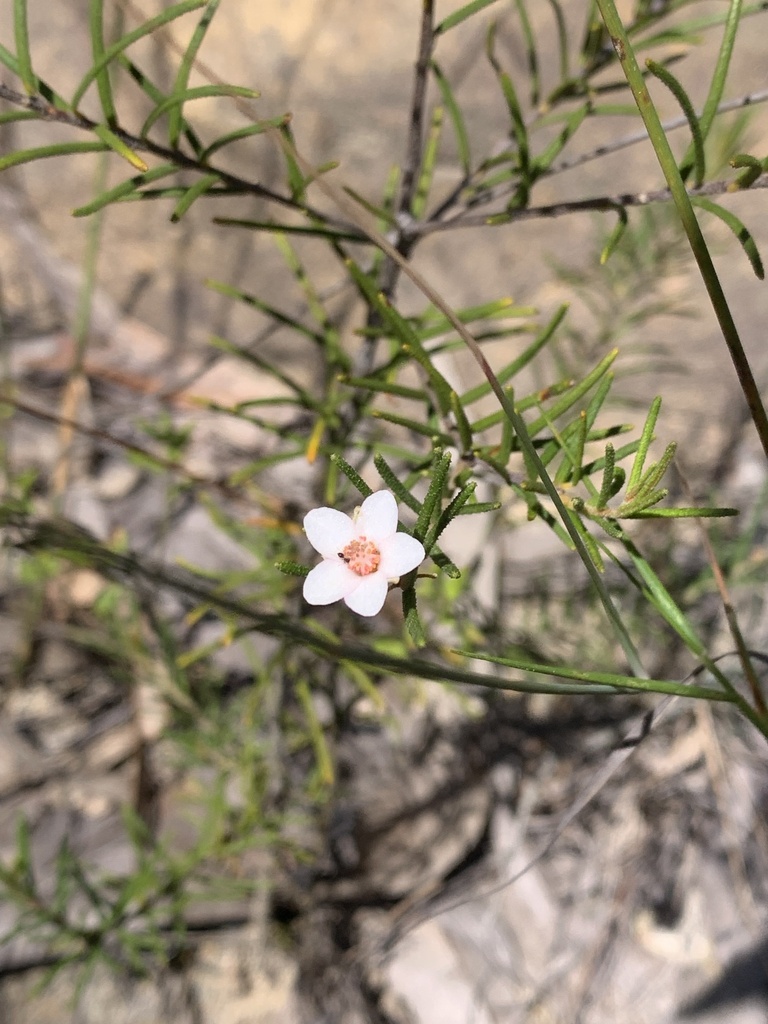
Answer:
xmin=339 ymin=535 xmax=381 ymax=576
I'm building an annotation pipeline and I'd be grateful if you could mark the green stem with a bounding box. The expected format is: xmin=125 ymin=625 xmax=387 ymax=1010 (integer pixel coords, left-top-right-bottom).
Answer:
xmin=594 ymin=0 xmax=768 ymax=464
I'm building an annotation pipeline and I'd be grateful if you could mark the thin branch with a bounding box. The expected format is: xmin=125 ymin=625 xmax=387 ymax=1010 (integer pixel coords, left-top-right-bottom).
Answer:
xmin=397 ymin=0 xmax=436 ymax=222
xmin=0 ymin=83 xmax=352 ymax=231
xmin=414 ymin=172 xmax=768 ymax=235
xmin=549 ymin=88 xmax=768 ymax=179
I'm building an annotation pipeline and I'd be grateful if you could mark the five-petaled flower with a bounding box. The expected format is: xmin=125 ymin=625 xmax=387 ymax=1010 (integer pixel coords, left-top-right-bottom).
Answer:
xmin=303 ymin=490 xmax=425 ymax=617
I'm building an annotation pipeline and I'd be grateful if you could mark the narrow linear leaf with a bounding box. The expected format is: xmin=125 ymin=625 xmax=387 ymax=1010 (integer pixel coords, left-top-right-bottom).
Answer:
xmin=600 ymin=205 xmax=628 ymax=264
xmin=534 ymin=103 xmax=589 ymax=173
xmin=692 ymin=197 xmax=764 ymax=280
xmin=431 ymin=63 xmax=470 ymax=176
xmin=199 ymin=116 xmax=289 ymax=161
xmin=118 ymin=53 xmax=203 ymax=156
xmin=89 ymin=0 xmax=116 ymax=125
xmin=373 ymin=453 xmax=421 ymax=514
xmin=169 ymin=0 xmax=220 ymax=147
xmin=646 ymin=58 xmax=705 ymax=185
xmin=627 ymin=396 xmax=661 ymax=496
xmin=412 ymin=105 xmax=444 ymax=219
xmin=403 ymin=586 xmax=426 ymax=647
xmin=214 ymin=216 xmax=362 ymax=242
xmin=92 ymin=123 xmax=148 ymax=171
xmin=205 ymin=280 xmax=323 ymax=342
xmin=171 ymin=171 xmax=220 ymax=221
xmin=461 ymin=305 xmax=567 ymax=406
xmin=525 ymin=349 xmax=618 ymax=438
xmin=71 ymin=0 xmax=208 ymax=110
xmin=372 ymin=409 xmax=451 ymax=445
xmin=72 ymin=162 xmax=178 ymax=216
xmin=140 ymin=84 xmax=259 ymax=138
xmin=415 ymin=449 xmax=452 ymax=540
xmin=455 ymin=650 xmax=732 ymax=702
xmin=0 ymin=42 xmax=69 ymax=110
xmin=0 ymin=142 xmax=109 ymax=174
xmin=13 ymin=0 xmax=36 ymax=94
xmin=435 ymin=0 xmax=503 ymax=34
xmin=331 ymin=454 xmax=374 ymax=498
xmin=546 ymin=0 xmax=570 ymax=81
xmin=728 ymin=152 xmax=768 ymax=192
xmin=515 ymin=0 xmax=540 ymax=106
xmin=340 ymin=375 xmax=426 ymax=402
xmin=626 ymin=506 xmax=738 ymax=519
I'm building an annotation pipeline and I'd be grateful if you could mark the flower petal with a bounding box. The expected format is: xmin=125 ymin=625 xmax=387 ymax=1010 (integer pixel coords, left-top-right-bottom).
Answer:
xmin=355 ymin=490 xmax=398 ymax=543
xmin=304 ymin=507 xmax=355 ymax=557
xmin=303 ymin=559 xmax=358 ymax=605
xmin=343 ymin=572 xmax=389 ymax=617
xmin=378 ymin=532 xmax=425 ymax=579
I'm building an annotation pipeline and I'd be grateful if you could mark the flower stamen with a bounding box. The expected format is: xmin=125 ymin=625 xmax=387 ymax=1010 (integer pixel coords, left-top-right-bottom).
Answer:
xmin=339 ymin=535 xmax=381 ymax=576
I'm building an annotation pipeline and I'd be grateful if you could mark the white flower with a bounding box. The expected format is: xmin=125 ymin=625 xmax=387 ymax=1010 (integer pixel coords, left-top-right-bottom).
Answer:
xmin=302 ymin=490 xmax=425 ymax=617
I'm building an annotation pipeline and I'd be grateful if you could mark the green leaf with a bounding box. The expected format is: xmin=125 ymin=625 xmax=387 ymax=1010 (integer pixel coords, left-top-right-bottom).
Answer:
xmin=171 ymin=171 xmax=220 ymax=221
xmin=625 ymin=506 xmax=738 ymax=519
xmin=525 ymin=349 xmax=618 ymax=438
xmin=454 ymin=650 xmax=732 ymax=702
xmin=415 ymin=449 xmax=452 ymax=540
xmin=71 ymin=0 xmax=208 ymax=110
xmin=403 ymin=586 xmax=426 ymax=647
xmin=0 ymin=141 xmax=108 ymax=173
xmin=373 ymin=454 xmax=421 ymax=513
xmin=213 ymin=216 xmax=362 ymax=242
xmin=515 ymin=0 xmax=540 ymax=106
xmin=341 ymin=375 xmax=426 ymax=402
xmin=487 ymin=25 xmax=529 ymax=180
xmin=13 ymin=0 xmax=35 ymax=94
xmin=411 ymin=105 xmax=443 ymax=219
xmin=140 ymin=85 xmax=259 ymax=138
xmin=434 ymin=0 xmax=503 ymax=34
xmin=205 ymin=280 xmax=323 ymax=343
xmin=118 ymin=53 xmax=203 ymax=156
xmin=626 ymin=396 xmax=661 ymax=496
xmin=91 ymin=123 xmax=148 ymax=171
xmin=169 ymin=0 xmax=220 ymax=147
xmin=460 ymin=305 xmax=567 ymax=406
xmin=431 ymin=63 xmax=471 ymax=176
xmin=89 ymin=0 xmax=117 ymax=126
xmin=646 ymin=58 xmax=705 ymax=186
xmin=275 ymin=560 xmax=310 ymax=578
xmin=600 ymin=205 xmax=628 ymax=264
xmin=534 ymin=103 xmax=589 ymax=173
xmin=728 ymin=152 xmax=768 ymax=192
xmin=331 ymin=454 xmax=374 ymax=498
xmin=692 ymin=197 xmax=764 ymax=280
xmin=199 ymin=116 xmax=289 ymax=161
xmin=72 ymin=162 xmax=178 ymax=216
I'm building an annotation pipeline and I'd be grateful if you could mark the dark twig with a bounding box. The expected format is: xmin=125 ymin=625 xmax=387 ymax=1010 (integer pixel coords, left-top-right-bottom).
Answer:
xmin=396 ymin=0 xmax=436 ymax=224
xmin=414 ymin=172 xmax=768 ymax=235
xmin=0 ymin=83 xmax=354 ymax=232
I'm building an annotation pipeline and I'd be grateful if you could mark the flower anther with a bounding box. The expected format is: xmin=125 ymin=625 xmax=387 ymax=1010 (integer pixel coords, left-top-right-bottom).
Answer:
xmin=302 ymin=490 xmax=425 ymax=617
